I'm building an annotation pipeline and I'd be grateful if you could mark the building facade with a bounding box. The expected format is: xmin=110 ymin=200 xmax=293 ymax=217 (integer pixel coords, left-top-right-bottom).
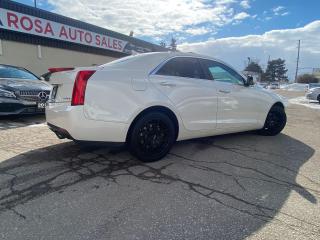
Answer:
xmin=0 ymin=0 xmax=167 ymax=75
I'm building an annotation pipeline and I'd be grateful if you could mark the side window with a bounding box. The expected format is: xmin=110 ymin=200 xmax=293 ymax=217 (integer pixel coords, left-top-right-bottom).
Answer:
xmin=201 ymin=59 xmax=244 ymax=85
xmin=156 ymin=57 xmax=206 ymax=79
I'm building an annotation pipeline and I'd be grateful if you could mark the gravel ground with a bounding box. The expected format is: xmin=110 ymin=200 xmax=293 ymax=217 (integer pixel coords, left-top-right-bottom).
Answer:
xmin=0 ymin=90 xmax=319 ymax=240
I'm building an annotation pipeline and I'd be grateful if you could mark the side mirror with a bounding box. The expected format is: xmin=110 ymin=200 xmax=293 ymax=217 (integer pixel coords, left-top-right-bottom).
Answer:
xmin=40 ymin=76 xmax=45 ymax=81
xmin=245 ymin=76 xmax=254 ymax=86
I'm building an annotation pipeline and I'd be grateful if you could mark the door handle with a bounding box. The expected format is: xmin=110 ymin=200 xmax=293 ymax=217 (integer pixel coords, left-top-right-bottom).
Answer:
xmin=219 ymin=89 xmax=231 ymax=93
xmin=160 ymin=82 xmax=176 ymax=87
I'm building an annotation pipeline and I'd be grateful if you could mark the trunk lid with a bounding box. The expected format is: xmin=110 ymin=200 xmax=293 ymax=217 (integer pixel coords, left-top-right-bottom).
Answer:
xmin=49 ymin=66 xmax=98 ymax=103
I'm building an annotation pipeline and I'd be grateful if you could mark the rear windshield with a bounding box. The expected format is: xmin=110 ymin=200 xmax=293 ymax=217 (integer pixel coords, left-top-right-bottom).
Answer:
xmin=0 ymin=65 xmax=39 ymax=80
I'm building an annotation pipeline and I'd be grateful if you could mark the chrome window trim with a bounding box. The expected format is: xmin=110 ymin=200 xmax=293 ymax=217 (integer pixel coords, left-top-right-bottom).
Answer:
xmin=149 ymin=55 xmax=246 ymax=85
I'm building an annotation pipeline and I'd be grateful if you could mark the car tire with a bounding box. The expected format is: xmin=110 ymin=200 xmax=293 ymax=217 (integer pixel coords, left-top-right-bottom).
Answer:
xmin=128 ymin=111 xmax=176 ymax=162
xmin=258 ymin=105 xmax=287 ymax=136
xmin=317 ymin=94 xmax=320 ymax=104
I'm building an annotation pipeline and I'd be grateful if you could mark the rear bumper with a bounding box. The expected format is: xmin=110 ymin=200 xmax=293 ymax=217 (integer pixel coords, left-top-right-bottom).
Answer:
xmin=46 ymin=103 xmax=128 ymax=142
xmin=47 ymin=122 xmax=125 ymax=147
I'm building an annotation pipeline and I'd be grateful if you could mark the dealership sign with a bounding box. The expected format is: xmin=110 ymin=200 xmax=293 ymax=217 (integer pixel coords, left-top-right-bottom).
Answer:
xmin=0 ymin=8 xmax=128 ymax=53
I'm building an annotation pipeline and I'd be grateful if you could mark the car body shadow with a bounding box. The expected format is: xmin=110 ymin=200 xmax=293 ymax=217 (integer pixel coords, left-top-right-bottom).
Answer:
xmin=0 ymin=132 xmax=318 ymax=239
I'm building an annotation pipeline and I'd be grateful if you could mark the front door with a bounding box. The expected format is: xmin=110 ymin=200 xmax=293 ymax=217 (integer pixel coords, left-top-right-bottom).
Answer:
xmin=200 ymin=59 xmax=260 ymax=131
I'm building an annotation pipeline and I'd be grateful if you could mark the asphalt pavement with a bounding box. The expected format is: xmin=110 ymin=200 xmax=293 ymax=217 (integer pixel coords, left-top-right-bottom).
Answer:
xmin=0 ymin=90 xmax=319 ymax=240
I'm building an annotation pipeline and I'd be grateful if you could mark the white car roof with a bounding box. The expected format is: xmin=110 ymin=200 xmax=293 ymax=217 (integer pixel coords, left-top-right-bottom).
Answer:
xmin=101 ymin=51 xmax=238 ymax=76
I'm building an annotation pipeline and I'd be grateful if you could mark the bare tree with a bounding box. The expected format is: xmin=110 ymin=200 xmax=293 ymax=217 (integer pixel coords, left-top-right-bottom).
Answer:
xmin=169 ymin=37 xmax=177 ymax=51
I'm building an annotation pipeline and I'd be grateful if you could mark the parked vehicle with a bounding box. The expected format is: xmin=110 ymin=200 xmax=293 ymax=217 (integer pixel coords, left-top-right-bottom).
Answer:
xmin=306 ymin=87 xmax=320 ymax=103
xmin=308 ymin=83 xmax=320 ymax=90
xmin=46 ymin=52 xmax=287 ymax=161
xmin=0 ymin=64 xmax=51 ymax=115
xmin=257 ymin=82 xmax=268 ymax=89
xmin=268 ymin=83 xmax=280 ymax=89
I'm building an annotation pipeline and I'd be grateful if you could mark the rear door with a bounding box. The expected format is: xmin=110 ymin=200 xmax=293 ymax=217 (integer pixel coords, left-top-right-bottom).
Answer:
xmin=149 ymin=57 xmax=218 ymax=131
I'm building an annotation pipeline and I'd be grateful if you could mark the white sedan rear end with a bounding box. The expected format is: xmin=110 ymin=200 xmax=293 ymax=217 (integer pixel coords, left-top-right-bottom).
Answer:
xmin=46 ymin=52 xmax=287 ymax=161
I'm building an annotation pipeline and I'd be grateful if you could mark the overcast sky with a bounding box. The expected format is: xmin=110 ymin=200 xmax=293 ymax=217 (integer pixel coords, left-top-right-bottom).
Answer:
xmin=14 ymin=0 xmax=320 ymax=80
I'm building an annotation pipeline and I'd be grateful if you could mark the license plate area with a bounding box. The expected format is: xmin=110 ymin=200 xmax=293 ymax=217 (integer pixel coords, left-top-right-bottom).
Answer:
xmin=37 ymin=102 xmax=46 ymax=109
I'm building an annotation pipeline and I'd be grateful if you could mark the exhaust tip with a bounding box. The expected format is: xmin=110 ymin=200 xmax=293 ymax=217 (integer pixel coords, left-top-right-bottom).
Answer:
xmin=47 ymin=123 xmax=73 ymax=140
xmin=55 ymin=132 xmax=66 ymax=139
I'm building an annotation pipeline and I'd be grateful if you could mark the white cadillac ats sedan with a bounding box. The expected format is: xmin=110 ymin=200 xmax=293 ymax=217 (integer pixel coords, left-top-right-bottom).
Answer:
xmin=46 ymin=52 xmax=287 ymax=161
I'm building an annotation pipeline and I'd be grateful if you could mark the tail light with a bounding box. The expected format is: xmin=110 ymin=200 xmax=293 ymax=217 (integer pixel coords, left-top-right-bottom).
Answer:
xmin=48 ymin=67 xmax=74 ymax=73
xmin=71 ymin=70 xmax=96 ymax=106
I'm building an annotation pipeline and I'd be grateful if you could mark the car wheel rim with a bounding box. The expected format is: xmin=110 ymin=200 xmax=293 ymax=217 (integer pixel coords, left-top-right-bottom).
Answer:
xmin=137 ymin=120 xmax=169 ymax=153
xmin=265 ymin=111 xmax=282 ymax=130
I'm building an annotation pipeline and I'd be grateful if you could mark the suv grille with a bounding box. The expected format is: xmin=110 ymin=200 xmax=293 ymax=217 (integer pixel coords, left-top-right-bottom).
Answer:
xmin=18 ymin=90 xmax=50 ymax=102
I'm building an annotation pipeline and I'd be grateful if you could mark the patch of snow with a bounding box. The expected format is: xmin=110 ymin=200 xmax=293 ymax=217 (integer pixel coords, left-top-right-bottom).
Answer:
xmin=289 ymin=96 xmax=320 ymax=110
xmin=280 ymin=83 xmax=308 ymax=91
xmin=27 ymin=123 xmax=47 ymax=128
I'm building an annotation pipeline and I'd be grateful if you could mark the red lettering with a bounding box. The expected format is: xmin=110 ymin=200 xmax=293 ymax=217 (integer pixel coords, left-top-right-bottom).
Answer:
xmin=112 ymin=39 xmax=118 ymax=49
xmin=78 ymin=30 xmax=84 ymax=42
xmin=7 ymin=12 xmax=19 ymax=29
xmin=59 ymin=26 xmax=68 ymax=39
xmin=95 ymin=35 xmax=101 ymax=45
xmin=20 ymin=16 xmax=33 ymax=31
xmin=101 ymin=37 xmax=107 ymax=47
xmin=107 ymin=38 xmax=112 ymax=48
xmin=84 ymin=32 xmax=92 ymax=44
xmin=44 ymin=23 xmax=54 ymax=36
xmin=69 ymin=28 xmax=77 ymax=40
xmin=34 ymin=19 xmax=43 ymax=33
xmin=118 ymin=41 xmax=122 ymax=50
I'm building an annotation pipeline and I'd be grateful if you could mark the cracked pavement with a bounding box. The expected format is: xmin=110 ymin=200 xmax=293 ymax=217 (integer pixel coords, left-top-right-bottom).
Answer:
xmin=0 ymin=90 xmax=319 ymax=240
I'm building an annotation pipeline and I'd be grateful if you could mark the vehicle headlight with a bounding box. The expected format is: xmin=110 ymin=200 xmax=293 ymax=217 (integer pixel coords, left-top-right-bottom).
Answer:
xmin=0 ymin=88 xmax=16 ymax=99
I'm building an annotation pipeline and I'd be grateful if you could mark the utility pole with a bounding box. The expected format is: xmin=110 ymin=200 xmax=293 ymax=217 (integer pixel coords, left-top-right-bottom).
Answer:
xmin=34 ymin=0 xmax=37 ymax=8
xmin=294 ymin=40 xmax=301 ymax=83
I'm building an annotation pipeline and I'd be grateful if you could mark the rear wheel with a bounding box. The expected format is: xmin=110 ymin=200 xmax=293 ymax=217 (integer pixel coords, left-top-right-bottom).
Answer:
xmin=258 ymin=105 xmax=287 ymax=136
xmin=128 ymin=112 xmax=176 ymax=162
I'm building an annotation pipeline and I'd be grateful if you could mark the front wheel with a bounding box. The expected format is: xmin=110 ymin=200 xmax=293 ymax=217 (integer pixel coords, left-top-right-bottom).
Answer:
xmin=258 ymin=105 xmax=287 ymax=136
xmin=128 ymin=112 xmax=176 ymax=162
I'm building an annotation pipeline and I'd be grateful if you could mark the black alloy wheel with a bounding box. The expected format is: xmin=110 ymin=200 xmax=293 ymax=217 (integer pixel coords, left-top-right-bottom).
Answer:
xmin=128 ymin=112 xmax=176 ymax=162
xmin=258 ymin=105 xmax=287 ymax=136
